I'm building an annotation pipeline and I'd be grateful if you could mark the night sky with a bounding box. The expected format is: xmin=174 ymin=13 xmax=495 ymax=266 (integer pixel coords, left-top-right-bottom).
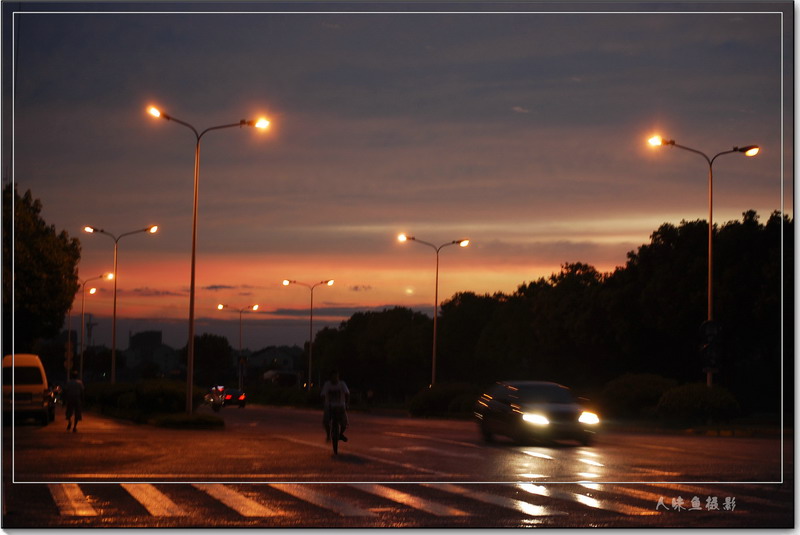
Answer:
xmin=4 ymin=2 xmax=792 ymax=350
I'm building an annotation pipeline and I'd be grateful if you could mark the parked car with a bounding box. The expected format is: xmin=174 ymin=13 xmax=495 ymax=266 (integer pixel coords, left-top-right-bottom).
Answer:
xmin=222 ymin=388 xmax=246 ymax=408
xmin=2 ymin=354 xmax=56 ymax=425
xmin=474 ymin=381 xmax=599 ymax=446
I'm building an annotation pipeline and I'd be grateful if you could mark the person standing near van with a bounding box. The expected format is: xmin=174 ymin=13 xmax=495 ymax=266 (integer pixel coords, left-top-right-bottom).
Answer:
xmin=63 ymin=369 xmax=84 ymax=432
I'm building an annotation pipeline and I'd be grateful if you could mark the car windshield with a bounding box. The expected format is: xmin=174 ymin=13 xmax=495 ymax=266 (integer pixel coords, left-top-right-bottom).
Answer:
xmin=516 ymin=385 xmax=575 ymax=404
xmin=2 ymin=366 xmax=43 ymax=386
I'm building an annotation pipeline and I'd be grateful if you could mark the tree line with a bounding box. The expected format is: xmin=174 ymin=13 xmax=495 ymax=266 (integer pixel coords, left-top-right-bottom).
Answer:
xmin=314 ymin=210 xmax=791 ymax=415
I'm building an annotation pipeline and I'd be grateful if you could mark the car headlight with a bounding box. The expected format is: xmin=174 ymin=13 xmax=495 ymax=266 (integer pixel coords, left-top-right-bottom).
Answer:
xmin=579 ymin=411 xmax=600 ymax=425
xmin=522 ymin=413 xmax=550 ymax=426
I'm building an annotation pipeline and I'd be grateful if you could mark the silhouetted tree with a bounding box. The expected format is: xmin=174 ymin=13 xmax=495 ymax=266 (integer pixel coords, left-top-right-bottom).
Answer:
xmin=2 ymin=184 xmax=81 ymax=354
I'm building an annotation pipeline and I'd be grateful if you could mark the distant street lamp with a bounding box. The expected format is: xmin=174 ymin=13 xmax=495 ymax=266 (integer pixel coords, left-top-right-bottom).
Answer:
xmin=78 ymin=273 xmax=114 ymax=380
xmin=216 ymin=303 xmax=259 ymax=391
xmin=648 ymin=135 xmax=759 ymax=386
xmin=397 ymin=234 xmax=470 ymax=386
xmin=84 ymin=225 xmax=158 ymax=383
xmin=148 ymin=105 xmax=270 ymax=414
xmin=282 ymin=279 xmax=334 ymax=390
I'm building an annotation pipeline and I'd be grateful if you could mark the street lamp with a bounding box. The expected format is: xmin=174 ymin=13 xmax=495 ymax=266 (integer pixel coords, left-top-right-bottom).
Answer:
xmin=282 ymin=279 xmax=334 ymax=390
xmin=648 ymin=135 xmax=759 ymax=386
xmin=148 ymin=105 xmax=270 ymax=414
xmin=216 ymin=303 xmax=259 ymax=391
xmin=78 ymin=273 xmax=114 ymax=380
xmin=397 ymin=233 xmax=470 ymax=386
xmin=84 ymin=225 xmax=158 ymax=383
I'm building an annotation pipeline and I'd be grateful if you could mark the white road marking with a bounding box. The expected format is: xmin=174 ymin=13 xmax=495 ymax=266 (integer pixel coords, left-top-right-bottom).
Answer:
xmin=192 ymin=484 xmax=278 ymax=516
xmin=271 ymin=483 xmax=375 ymax=516
xmin=384 ymin=432 xmax=482 ymax=449
xmin=274 ymin=435 xmax=451 ymax=477
xmin=121 ymin=483 xmax=188 ymax=516
xmin=518 ymin=483 xmax=659 ymax=516
xmin=351 ymin=483 xmax=471 ymax=516
xmin=422 ymin=483 xmax=568 ymax=516
xmin=47 ymin=484 xmax=97 ymax=516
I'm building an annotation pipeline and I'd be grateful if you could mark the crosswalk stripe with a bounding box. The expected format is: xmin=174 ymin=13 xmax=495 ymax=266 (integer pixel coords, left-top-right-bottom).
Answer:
xmin=423 ymin=483 xmax=568 ymax=516
xmin=47 ymin=484 xmax=97 ymax=516
xmin=517 ymin=484 xmax=659 ymax=516
xmin=121 ymin=483 xmax=188 ymax=516
xmin=351 ymin=484 xmax=470 ymax=517
xmin=192 ymin=484 xmax=278 ymax=517
xmin=271 ymin=484 xmax=375 ymax=516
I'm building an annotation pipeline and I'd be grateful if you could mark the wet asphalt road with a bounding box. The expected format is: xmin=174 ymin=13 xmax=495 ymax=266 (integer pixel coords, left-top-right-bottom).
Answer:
xmin=2 ymin=404 xmax=793 ymax=528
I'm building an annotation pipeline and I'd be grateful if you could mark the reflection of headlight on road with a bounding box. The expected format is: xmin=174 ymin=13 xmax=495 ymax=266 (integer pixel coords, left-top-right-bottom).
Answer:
xmin=579 ymin=411 xmax=600 ymax=425
xmin=522 ymin=413 xmax=550 ymax=425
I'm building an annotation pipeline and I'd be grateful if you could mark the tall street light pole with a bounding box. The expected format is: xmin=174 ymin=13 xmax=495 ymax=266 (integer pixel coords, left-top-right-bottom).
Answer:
xmin=84 ymin=225 xmax=158 ymax=383
xmin=148 ymin=106 xmax=269 ymax=414
xmin=283 ymin=279 xmax=334 ymax=390
xmin=217 ymin=303 xmax=259 ymax=391
xmin=648 ymin=135 xmax=759 ymax=386
xmin=397 ymin=234 xmax=470 ymax=386
xmin=78 ymin=272 xmax=113 ymax=380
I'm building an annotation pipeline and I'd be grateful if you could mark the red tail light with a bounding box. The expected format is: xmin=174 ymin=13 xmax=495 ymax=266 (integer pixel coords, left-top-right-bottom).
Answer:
xmin=238 ymin=394 xmax=246 ymax=401
xmin=225 ymin=394 xmax=232 ymax=400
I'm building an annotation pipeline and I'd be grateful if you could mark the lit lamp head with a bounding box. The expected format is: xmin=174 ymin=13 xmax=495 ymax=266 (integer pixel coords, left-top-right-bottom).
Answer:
xmin=251 ymin=304 xmax=259 ymax=311
xmin=326 ymin=280 xmax=334 ymax=286
xmin=737 ymin=145 xmax=760 ymax=157
xmin=147 ymin=106 xmax=162 ymax=118
xmin=105 ymin=273 xmax=115 ymax=280
xmin=282 ymin=279 xmax=292 ymax=286
xmin=148 ymin=225 xmax=159 ymax=234
xmin=648 ymin=135 xmax=675 ymax=147
xmin=89 ymin=288 xmax=97 ymax=295
xmin=457 ymin=239 xmax=470 ymax=248
xmin=217 ymin=304 xmax=225 ymax=310
xmin=84 ymin=226 xmax=97 ymax=233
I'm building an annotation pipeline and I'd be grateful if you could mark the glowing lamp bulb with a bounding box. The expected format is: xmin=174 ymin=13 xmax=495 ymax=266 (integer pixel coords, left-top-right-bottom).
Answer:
xmin=252 ymin=305 xmax=259 ymax=311
xmin=148 ymin=106 xmax=161 ymax=118
xmin=398 ymin=234 xmax=408 ymax=242
xmin=254 ymin=118 xmax=270 ymax=129
xmin=648 ymin=135 xmax=663 ymax=147
xmin=217 ymin=304 xmax=224 ymax=310
xmin=84 ymin=226 xmax=95 ymax=233
xmin=745 ymin=147 xmax=759 ymax=157
xmin=282 ymin=280 xmax=291 ymax=286
xmin=459 ymin=239 xmax=470 ymax=247
xmin=148 ymin=225 xmax=158 ymax=234
xmin=89 ymin=288 xmax=97 ymax=295
xmin=327 ymin=280 xmax=334 ymax=286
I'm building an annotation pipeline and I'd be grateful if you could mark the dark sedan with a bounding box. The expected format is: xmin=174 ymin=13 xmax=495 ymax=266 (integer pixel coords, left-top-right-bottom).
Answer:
xmin=222 ymin=388 xmax=247 ymax=408
xmin=474 ymin=381 xmax=599 ymax=446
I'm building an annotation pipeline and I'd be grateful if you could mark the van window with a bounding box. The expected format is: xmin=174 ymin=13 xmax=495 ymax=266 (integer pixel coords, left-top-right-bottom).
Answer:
xmin=2 ymin=366 xmax=43 ymax=386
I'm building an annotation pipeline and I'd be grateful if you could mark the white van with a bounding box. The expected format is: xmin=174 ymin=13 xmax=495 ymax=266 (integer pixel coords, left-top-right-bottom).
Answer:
xmin=2 ymin=354 xmax=56 ymax=425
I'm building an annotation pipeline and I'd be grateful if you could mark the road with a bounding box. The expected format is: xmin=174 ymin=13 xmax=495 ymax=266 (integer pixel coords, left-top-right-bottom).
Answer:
xmin=2 ymin=404 xmax=793 ymax=528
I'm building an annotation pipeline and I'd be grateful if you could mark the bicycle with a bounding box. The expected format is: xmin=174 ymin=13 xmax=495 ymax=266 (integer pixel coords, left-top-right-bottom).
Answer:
xmin=329 ymin=406 xmax=346 ymax=455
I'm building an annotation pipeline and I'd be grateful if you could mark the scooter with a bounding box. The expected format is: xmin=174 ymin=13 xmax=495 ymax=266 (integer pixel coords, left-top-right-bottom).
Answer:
xmin=204 ymin=387 xmax=225 ymax=412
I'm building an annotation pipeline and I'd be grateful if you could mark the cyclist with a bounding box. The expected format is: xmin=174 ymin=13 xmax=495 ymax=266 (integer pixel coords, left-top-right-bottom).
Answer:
xmin=321 ymin=370 xmax=350 ymax=443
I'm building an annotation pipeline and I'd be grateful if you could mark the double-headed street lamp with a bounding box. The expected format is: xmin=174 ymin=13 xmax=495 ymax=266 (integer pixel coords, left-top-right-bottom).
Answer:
xmin=78 ymin=273 xmax=114 ymax=380
xmin=84 ymin=225 xmax=158 ymax=383
xmin=148 ymin=105 xmax=270 ymax=414
xmin=282 ymin=279 xmax=334 ymax=390
xmin=398 ymin=234 xmax=470 ymax=386
xmin=216 ymin=303 xmax=260 ymax=391
xmin=648 ymin=135 xmax=759 ymax=386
